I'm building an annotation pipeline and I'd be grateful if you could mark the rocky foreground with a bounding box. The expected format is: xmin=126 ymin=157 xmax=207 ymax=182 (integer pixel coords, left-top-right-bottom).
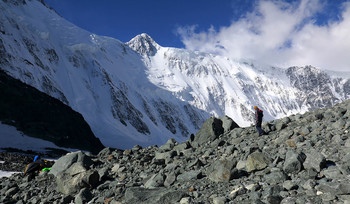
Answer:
xmin=1 ymin=100 xmax=350 ymax=204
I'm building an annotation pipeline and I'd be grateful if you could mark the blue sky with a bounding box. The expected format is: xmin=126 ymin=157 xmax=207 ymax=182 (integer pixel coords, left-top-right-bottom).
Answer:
xmin=45 ymin=0 xmax=253 ymax=47
xmin=45 ymin=0 xmax=350 ymax=71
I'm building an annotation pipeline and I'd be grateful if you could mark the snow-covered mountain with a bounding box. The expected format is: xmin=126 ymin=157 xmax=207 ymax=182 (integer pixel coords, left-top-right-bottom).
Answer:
xmin=0 ymin=0 xmax=349 ymax=149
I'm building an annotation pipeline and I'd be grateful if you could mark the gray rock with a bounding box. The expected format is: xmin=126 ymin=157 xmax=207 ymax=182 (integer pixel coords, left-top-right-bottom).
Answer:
xmin=98 ymin=166 xmax=109 ymax=181
xmin=210 ymin=139 xmax=226 ymax=148
xmin=225 ymin=145 xmax=236 ymax=154
xmin=111 ymin=163 xmax=126 ymax=174
xmin=305 ymin=167 xmax=318 ymax=179
xmin=155 ymin=151 xmax=177 ymax=161
xmin=164 ymin=163 xmax=178 ymax=172
xmin=264 ymin=123 xmax=276 ymax=132
xmin=280 ymin=197 xmax=297 ymax=204
xmin=5 ymin=186 xmax=19 ymax=197
xmin=186 ymin=158 xmax=204 ymax=169
xmin=97 ymin=147 xmax=115 ymax=159
xmin=65 ymin=162 xmax=87 ymax=176
xmin=207 ymin=159 xmax=237 ymax=182
xmin=262 ymin=185 xmax=283 ymax=203
xmin=179 ymin=197 xmax=191 ymax=204
xmin=264 ymin=171 xmax=287 ymax=184
xmin=212 ymin=196 xmax=227 ymax=204
xmin=321 ymin=166 xmax=342 ymax=179
xmin=74 ymin=188 xmax=92 ymax=204
xmin=56 ymin=169 xmax=99 ymax=195
xmin=177 ymin=170 xmax=202 ymax=182
xmin=316 ymin=182 xmax=350 ymax=195
xmin=276 ymin=122 xmax=287 ymax=131
xmin=266 ymin=196 xmax=282 ymax=204
xmin=180 ymin=148 xmax=194 ymax=157
xmin=220 ymin=115 xmax=239 ymax=132
xmin=332 ymin=118 xmax=346 ymax=129
xmin=159 ymin=138 xmax=177 ymax=152
xmin=283 ymin=180 xmax=298 ymax=191
xmin=283 ymin=151 xmax=305 ymax=174
xmin=144 ymin=173 xmax=165 ymax=189
xmin=344 ymin=138 xmax=350 ymax=147
xmin=303 ymin=150 xmax=326 ymax=172
xmin=246 ymin=151 xmax=270 ymax=172
xmin=321 ymin=192 xmax=336 ymax=202
xmin=174 ymin=141 xmax=190 ymax=152
xmin=236 ymin=160 xmax=246 ymax=170
xmin=164 ymin=172 xmax=177 ymax=187
xmin=50 ymin=151 xmax=93 ymax=176
xmin=303 ymin=179 xmax=316 ymax=190
xmin=124 ymin=187 xmax=186 ymax=204
xmin=300 ymin=126 xmax=311 ymax=135
xmin=191 ymin=117 xmax=224 ymax=147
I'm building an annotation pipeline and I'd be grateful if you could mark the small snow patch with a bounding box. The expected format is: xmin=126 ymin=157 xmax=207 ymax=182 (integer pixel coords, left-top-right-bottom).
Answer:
xmin=0 ymin=170 xmax=20 ymax=178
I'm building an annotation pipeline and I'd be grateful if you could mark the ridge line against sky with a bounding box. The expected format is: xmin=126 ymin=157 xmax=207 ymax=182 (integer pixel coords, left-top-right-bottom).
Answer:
xmin=45 ymin=0 xmax=350 ymax=72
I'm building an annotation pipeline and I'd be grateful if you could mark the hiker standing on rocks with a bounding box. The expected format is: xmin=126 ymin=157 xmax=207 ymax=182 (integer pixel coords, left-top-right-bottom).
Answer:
xmin=254 ymin=106 xmax=266 ymax=136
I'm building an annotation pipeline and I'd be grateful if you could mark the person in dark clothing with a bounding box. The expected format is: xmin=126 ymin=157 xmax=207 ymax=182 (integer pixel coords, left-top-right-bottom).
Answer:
xmin=254 ymin=106 xmax=266 ymax=136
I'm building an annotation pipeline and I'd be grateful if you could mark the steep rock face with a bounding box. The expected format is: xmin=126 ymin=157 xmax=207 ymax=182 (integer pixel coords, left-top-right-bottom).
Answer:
xmin=0 ymin=0 xmax=349 ymax=150
xmin=286 ymin=66 xmax=348 ymax=108
xmin=0 ymin=69 xmax=104 ymax=154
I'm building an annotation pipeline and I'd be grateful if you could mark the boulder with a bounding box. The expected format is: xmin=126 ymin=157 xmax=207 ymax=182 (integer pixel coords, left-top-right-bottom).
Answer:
xmin=56 ymin=167 xmax=99 ymax=195
xmin=321 ymin=166 xmax=342 ymax=179
xmin=159 ymin=138 xmax=177 ymax=152
xmin=246 ymin=152 xmax=270 ymax=172
xmin=144 ymin=173 xmax=165 ymax=189
xmin=50 ymin=151 xmax=93 ymax=176
xmin=164 ymin=172 xmax=177 ymax=187
xmin=283 ymin=151 xmax=305 ymax=174
xmin=191 ymin=117 xmax=224 ymax=147
xmin=303 ymin=150 xmax=326 ymax=172
xmin=74 ymin=188 xmax=93 ymax=204
xmin=173 ymin=141 xmax=190 ymax=152
xmin=207 ymin=160 xmax=237 ymax=182
xmin=220 ymin=115 xmax=239 ymax=133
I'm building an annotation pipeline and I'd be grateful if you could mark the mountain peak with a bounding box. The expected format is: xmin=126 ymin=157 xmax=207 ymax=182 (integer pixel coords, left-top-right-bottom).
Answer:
xmin=126 ymin=33 xmax=160 ymax=56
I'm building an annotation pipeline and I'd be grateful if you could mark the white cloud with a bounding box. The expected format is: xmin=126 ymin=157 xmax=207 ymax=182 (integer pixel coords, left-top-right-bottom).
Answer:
xmin=177 ymin=0 xmax=350 ymax=72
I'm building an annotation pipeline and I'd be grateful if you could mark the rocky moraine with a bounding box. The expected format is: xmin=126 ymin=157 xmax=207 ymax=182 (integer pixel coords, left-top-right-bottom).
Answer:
xmin=1 ymin=100 xmax=350 ymax=204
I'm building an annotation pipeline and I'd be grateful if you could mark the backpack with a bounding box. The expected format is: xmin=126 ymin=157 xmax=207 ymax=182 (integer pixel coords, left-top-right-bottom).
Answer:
xmin=258 ymin=109 xmax=263 ymax=117
xmin=257 ymin=109 xmax=263 ymax=121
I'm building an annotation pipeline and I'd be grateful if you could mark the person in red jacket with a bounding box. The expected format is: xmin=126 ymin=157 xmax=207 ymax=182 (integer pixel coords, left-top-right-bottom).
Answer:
xmin=254 ymin=106 xmax=266 ymax=136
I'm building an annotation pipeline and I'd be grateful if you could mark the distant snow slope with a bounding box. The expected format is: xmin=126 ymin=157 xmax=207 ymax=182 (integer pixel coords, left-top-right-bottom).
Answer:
xmin=0 ymin=122 xmax=77 ymax=152
xmin=0 ymin=0 xmax=349 ymax=149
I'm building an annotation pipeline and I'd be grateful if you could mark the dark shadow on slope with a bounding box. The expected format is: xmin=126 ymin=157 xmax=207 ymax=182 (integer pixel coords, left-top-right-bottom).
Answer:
xmin=0 ymin=69 xmax=104 ymax=154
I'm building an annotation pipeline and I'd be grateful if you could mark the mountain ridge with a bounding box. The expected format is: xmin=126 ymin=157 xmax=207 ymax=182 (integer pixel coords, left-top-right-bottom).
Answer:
xmin=0 ymin=0 xmax=349 ymax=149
